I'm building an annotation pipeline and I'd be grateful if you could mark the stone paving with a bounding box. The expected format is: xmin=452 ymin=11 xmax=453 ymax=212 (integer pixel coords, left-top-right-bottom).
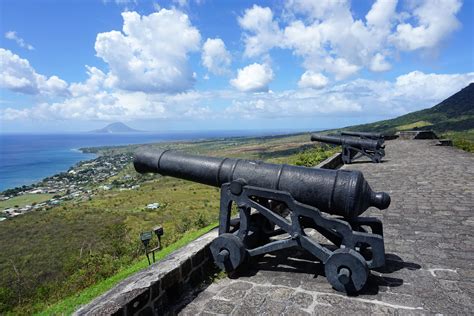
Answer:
xmin=179 ymin=140 xmax=474 ymax=315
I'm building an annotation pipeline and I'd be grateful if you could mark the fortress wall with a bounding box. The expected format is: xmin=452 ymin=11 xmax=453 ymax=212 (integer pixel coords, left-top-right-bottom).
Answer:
xmin=74 ymin=229 xmax=218 ymax=316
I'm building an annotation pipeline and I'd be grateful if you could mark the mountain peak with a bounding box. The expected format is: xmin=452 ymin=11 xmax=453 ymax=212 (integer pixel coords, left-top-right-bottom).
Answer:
xmin=344 ymin=82 xmax=474 ymax=134
xmin=91 ymin=122 xmax=143 ymax=133
xmin=431 ymin=82 xmax=474 ymax=116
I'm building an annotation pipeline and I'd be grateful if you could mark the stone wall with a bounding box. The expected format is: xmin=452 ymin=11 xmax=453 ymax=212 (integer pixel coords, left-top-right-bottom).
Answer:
xmin=397 ymin=130 xmax=438 ymax=139
xmin=74 ymin=229 xmax=218 ymax=316
xmin=315 ymin=152 xmax=342 ymax=169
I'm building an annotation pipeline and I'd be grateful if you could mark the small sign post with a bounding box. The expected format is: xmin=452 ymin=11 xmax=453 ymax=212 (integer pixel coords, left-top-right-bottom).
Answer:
xmin=140 ymin=225 xmax=164 ymax=265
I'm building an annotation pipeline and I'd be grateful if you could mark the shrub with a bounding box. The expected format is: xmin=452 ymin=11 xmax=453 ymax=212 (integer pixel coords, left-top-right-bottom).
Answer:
xmin=292 ymin=146 xmax=339 ymax=167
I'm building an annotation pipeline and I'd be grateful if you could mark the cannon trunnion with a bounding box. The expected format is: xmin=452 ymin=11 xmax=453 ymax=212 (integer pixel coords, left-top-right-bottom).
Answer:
xmin=311 ymin=133 xmax=386 ymax=164
xmin=134 ymin=149 xmax=390 ymax=293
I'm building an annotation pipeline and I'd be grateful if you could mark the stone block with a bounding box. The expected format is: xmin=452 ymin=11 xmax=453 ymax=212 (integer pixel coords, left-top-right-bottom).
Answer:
xmin=150 ymin=280 xmax=161 ymax=300
xmin=189 ymin=267 xmax=203 ymax=288
xmin=192 ymin=247 xmax=210 ymax=268
xmin=161 ymin=267 xmax=181 ymax=290
xmin=437 ymin=139 xmax=453 ymax=146
xmin=181 ymin=258 xmax=192 ymax=278
xmin=202 ymin=299 xmax=235 ymax=314
xmin=126 ymin=289 xmax=150 ymax=315
xmin=137 ymin=306 xmax=154 ymax=316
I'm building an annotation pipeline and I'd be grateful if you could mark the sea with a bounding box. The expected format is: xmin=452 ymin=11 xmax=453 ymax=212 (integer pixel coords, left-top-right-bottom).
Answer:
xmin=0 ymin=130 xmax=297 ymax=191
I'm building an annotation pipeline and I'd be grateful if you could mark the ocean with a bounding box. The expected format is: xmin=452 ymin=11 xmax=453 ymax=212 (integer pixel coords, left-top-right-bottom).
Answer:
xmin=0 ymin=130 xmax=295 ymax=191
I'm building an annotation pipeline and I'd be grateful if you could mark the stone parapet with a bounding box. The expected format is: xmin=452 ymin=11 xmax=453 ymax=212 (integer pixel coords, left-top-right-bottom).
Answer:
xmin=314 ymin=152 xmax=342 ymax=169
xmin=74 ymin=229 xmax=218 ymax=316
xmin=396 ymin=130 xmax=438 ymax=139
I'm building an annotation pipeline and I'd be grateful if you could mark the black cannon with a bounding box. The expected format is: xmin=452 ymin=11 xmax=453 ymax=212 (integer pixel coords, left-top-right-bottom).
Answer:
xmin=134 ymin=149 xmax=390 ymax=293
xmin=341 ymin=131 xmax=384 ymax=141
xmin=311 ymin=134 xmax=385 ymax=164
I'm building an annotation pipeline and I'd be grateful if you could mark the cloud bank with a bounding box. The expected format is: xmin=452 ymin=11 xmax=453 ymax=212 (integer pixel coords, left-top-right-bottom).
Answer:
xmin=239 ymin=0 xmax=462 ymax=83
xmin=0 ymin=2 xmax=470 ymax=129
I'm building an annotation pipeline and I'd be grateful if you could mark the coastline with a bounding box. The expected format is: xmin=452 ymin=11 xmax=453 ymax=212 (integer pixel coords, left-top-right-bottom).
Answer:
xmin=0 ymin=130 xmax=310 ymax=192
xmin=0 ymin=148 xmax=97 ymax=193
xmin=0 ymin=130 xmax=311 ymax=218
xmin=0 ymin=150 xmax=133 ymax=219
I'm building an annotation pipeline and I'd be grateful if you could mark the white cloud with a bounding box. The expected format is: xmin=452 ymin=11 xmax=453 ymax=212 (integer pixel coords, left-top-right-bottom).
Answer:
xmin=369 ymin=53 xmax=391 ymax=72
xmin=285 ymin=0 xmax=350 ymax=21
xmin=68 ymin=66 xmax=113 ymax=96
xmin=324 ymin=57 xmax=361 ymax=80
xmin=202 ymin=38 xmax=231 ymax=75
xmin=230 ymin=63 xmax=274 ymax=92
xmin=225 ymin=90 xmax=362 ymax=119
xmin=5 ymin=31 xmax=34 ymax=50
xmin=365 ymin=0 xmax=397 ymax=27
xmin=225 ymin=71 xmax=474 ymax=119
xmin=238 ymin=5 xmax=283 ymax=58
xmin=4 ymin=70 xmax=472 ymax=122
xmin=0 ymin=48 xmax=68 ymax=95
xmin=298 ymin=71 xmax=328 ymax=89
xmin=393 ymin=71 xmax=474 ymax=101
xmin=95 ymin=9 xmax=201 ymax=93
xmin=237 ymin=0 xmax=462 ymax=83
xmin=392 ymin=0 xmax=462 ymax=51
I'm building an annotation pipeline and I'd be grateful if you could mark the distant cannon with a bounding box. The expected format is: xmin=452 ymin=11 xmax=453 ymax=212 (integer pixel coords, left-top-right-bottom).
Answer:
xmin=341 ymin=131 xmax=384 ymax=141
xmin=311 ymin=134 xmax=385 ymax=164
xmin=134 ymin=149 xmax=390 ymax=293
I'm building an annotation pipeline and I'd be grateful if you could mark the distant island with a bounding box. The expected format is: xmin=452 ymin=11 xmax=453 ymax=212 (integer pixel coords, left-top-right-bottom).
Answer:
xmin=90 ymin=122 xmax=144 ymax=133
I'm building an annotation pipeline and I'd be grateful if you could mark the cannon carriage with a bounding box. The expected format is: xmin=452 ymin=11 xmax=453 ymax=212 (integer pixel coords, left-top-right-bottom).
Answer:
xmin=134 ymin=149 xmax=390 ymax=293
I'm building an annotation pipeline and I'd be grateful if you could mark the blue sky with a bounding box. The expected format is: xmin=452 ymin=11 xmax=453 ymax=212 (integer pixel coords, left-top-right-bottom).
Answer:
xmin=0 ymin=0 xmax=473 ymax=133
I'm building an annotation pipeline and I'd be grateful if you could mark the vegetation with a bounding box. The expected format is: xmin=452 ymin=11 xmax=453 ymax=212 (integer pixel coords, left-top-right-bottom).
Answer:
xmin=331 ymin=83 xmax=474 ymax=152
xmin=0 ymin=132 xmax=335 ymax=315
xmin=286 ymin=146 xmax=339 ymax=167
xmin=344 ymin=83 xmax=473 ymax=135
xmin=395 ymin=120 xmax=433 ymax=131
xmin=38 ymin=223 xmax=217 ymax=316
xmin=0 ymin=194 xmax=53 ymax=209
xmin=440 ymin=130 xmax=474 ymax=153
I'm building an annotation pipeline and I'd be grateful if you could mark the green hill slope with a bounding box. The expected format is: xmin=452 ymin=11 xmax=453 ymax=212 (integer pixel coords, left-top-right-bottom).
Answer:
xmin=345 ymin=83 xmax=474 ymax=134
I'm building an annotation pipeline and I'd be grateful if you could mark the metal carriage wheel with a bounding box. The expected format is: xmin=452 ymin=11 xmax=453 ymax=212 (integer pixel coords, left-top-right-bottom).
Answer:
xmin=324 ymin=248 xmax=369 ymax=293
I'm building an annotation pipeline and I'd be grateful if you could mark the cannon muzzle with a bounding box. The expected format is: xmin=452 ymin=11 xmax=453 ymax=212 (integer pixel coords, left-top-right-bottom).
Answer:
xmin=134 ymin=149 xmax=390 ymax=218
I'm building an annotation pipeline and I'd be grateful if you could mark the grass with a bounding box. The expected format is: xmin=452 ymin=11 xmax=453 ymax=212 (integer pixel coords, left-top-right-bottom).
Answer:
xmin=0 ymin=194 xmax=53 ymax=209
xmin=37 ymin=223 xmax=217 ymax=316
xmin=0 ymin=133 xmax=336 ymax=315
xmin=0 ymin=178 xmax=220 ymax=315
xmin=396 ymin=120 xmax=433 ymax=131
xmin=440 ymin=130 xmax=474 ymax=153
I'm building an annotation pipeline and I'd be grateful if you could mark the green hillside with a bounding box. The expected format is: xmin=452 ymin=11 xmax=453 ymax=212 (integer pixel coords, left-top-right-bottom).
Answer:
xmin=343 ymin=83 xmax=474 ymax=135
xmin=328 ymin=83 xmax=474 ymax=152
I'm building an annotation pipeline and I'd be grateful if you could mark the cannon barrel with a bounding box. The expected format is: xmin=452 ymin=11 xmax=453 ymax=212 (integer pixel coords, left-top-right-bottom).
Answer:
xmin=341 ymin=131 xmax=384 ymax=140
xmin=134 ymin=149 xmax=390 ymax=218
xmin=311 ymin=134 xmax=384 ymax=150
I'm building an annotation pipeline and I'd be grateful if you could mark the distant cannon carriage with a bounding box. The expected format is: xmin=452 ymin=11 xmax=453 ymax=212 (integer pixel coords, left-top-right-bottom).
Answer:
xmin=134 ymin=149 xmax=390 ymax=293
xmin=311 ymin=132 xmax=386 ymax=164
